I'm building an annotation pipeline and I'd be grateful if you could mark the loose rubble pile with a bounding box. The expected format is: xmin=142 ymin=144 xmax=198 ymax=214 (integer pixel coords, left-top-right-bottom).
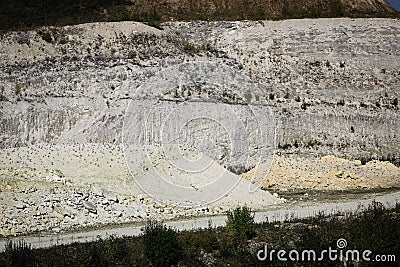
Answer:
xmin=0 ymin=144 xmax=284 ymax=236
xmin=243 ymin=155 xmax=400 ymax=191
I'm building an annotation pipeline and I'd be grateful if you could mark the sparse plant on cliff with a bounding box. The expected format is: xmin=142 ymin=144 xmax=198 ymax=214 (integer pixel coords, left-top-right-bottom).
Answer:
xmin=182 ymin=41 xmax=199 ymax=53
xmin=0 ymin=86 xmax=6 ymax=101
xmin=337 ymin=99 xmax=345 ymax=106
xmin=37 ymin=30 xmax=53 ymax=43
xmin=325 ymin=60 xmax=331 ymax=68
xmin=14 ymin=83 xmax=21 ymax=95
xmin=269 ymin=93 xmax=275 ymax=100
xmin=392 ymin=97 xmax=398 ymax=107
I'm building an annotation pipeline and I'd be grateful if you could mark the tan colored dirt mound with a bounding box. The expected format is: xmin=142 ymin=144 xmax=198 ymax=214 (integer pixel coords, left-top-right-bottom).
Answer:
xmin=242 ymin=155 xmax=400 ymax=190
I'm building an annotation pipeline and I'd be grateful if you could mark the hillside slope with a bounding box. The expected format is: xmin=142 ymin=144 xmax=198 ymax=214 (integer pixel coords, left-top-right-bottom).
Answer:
xmin=0 ymin=0 xmax=398 ymax=32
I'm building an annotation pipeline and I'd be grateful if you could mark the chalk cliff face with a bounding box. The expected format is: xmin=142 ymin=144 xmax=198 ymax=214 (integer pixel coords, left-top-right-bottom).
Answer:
xmin=1 ymin=18 xmax=399 ymax=169
xmin=0 ymin=18 xmax=399 ymax=236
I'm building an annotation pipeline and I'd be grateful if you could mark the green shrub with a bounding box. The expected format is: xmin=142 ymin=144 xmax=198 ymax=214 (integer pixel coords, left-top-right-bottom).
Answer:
xmin=89 ymin=240 xmax=109 ymax=267
xmin=3 ymin=240 xmax=36 ymax=267
xmin=108 ymin=6 xmax=132 ymax=22
xmin=226 ymin=206 xmax=255 ymax=246
xmin=142 ymin=220 xmax=182 ymax=267
xmin=37 ymin=30 xmax=53 ymax=43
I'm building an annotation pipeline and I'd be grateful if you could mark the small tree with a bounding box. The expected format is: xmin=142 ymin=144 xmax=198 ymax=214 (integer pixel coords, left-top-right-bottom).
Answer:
xmin=142 ymin=220 xmax=182 ymax=267
xmin=226 ymin=206 xmax=255 ymax=247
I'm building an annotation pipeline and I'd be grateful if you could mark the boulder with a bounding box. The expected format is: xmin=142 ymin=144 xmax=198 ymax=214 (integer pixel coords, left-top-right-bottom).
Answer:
xmin=14 ymin=201 xmax=26 ymax=209
xmin=92 ymin=186 xmax=104 ymax=197
xmin=104 ymin=191 xmax=118 ymax=203
xmin=83 ymin=201 xmax=97 ymax=214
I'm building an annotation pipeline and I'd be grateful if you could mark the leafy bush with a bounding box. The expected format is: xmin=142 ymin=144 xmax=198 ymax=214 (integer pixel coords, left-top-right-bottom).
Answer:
xmin=226 ymin=206 xmax=255 ymax=246
xmin=142 ymin=220 xmax=182 ymax=267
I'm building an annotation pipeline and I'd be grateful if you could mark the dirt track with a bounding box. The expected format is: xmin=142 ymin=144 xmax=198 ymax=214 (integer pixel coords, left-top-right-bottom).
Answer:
xmin=1 ymin=189 xmax=398 ymax=252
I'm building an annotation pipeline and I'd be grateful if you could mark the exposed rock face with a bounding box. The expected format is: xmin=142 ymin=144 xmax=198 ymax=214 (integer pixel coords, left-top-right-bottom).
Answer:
xmin=1 ymin=19 xmax=399 ymax=167
xmin=169 ymin=18 xmax=400 ymax=165
xmin=0 ymin=18 xmax=400 ymax=236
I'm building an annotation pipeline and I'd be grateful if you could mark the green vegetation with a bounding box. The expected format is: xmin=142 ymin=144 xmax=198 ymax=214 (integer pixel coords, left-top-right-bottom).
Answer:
xmin=0 ymin=202 xmax=399 ymax=266
xmin=37 ymin=30 xmax=53 ymax=43
xmin=14 ymin=83 xmax=21 ymax=96
xmin=1 ymin=0 xmax=398 ymax=33
xmin=226 ymin=206 xmax=255 ymax=246
xmin=392 ymin=97 xmax=398 ymax=107
xmin=3 ymin=240 xmax=35 ymax=267
xmin=301 ymin=102 xmax=309 ymax=110
xmin=142 ymin=220 xmax=182 ymax=267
